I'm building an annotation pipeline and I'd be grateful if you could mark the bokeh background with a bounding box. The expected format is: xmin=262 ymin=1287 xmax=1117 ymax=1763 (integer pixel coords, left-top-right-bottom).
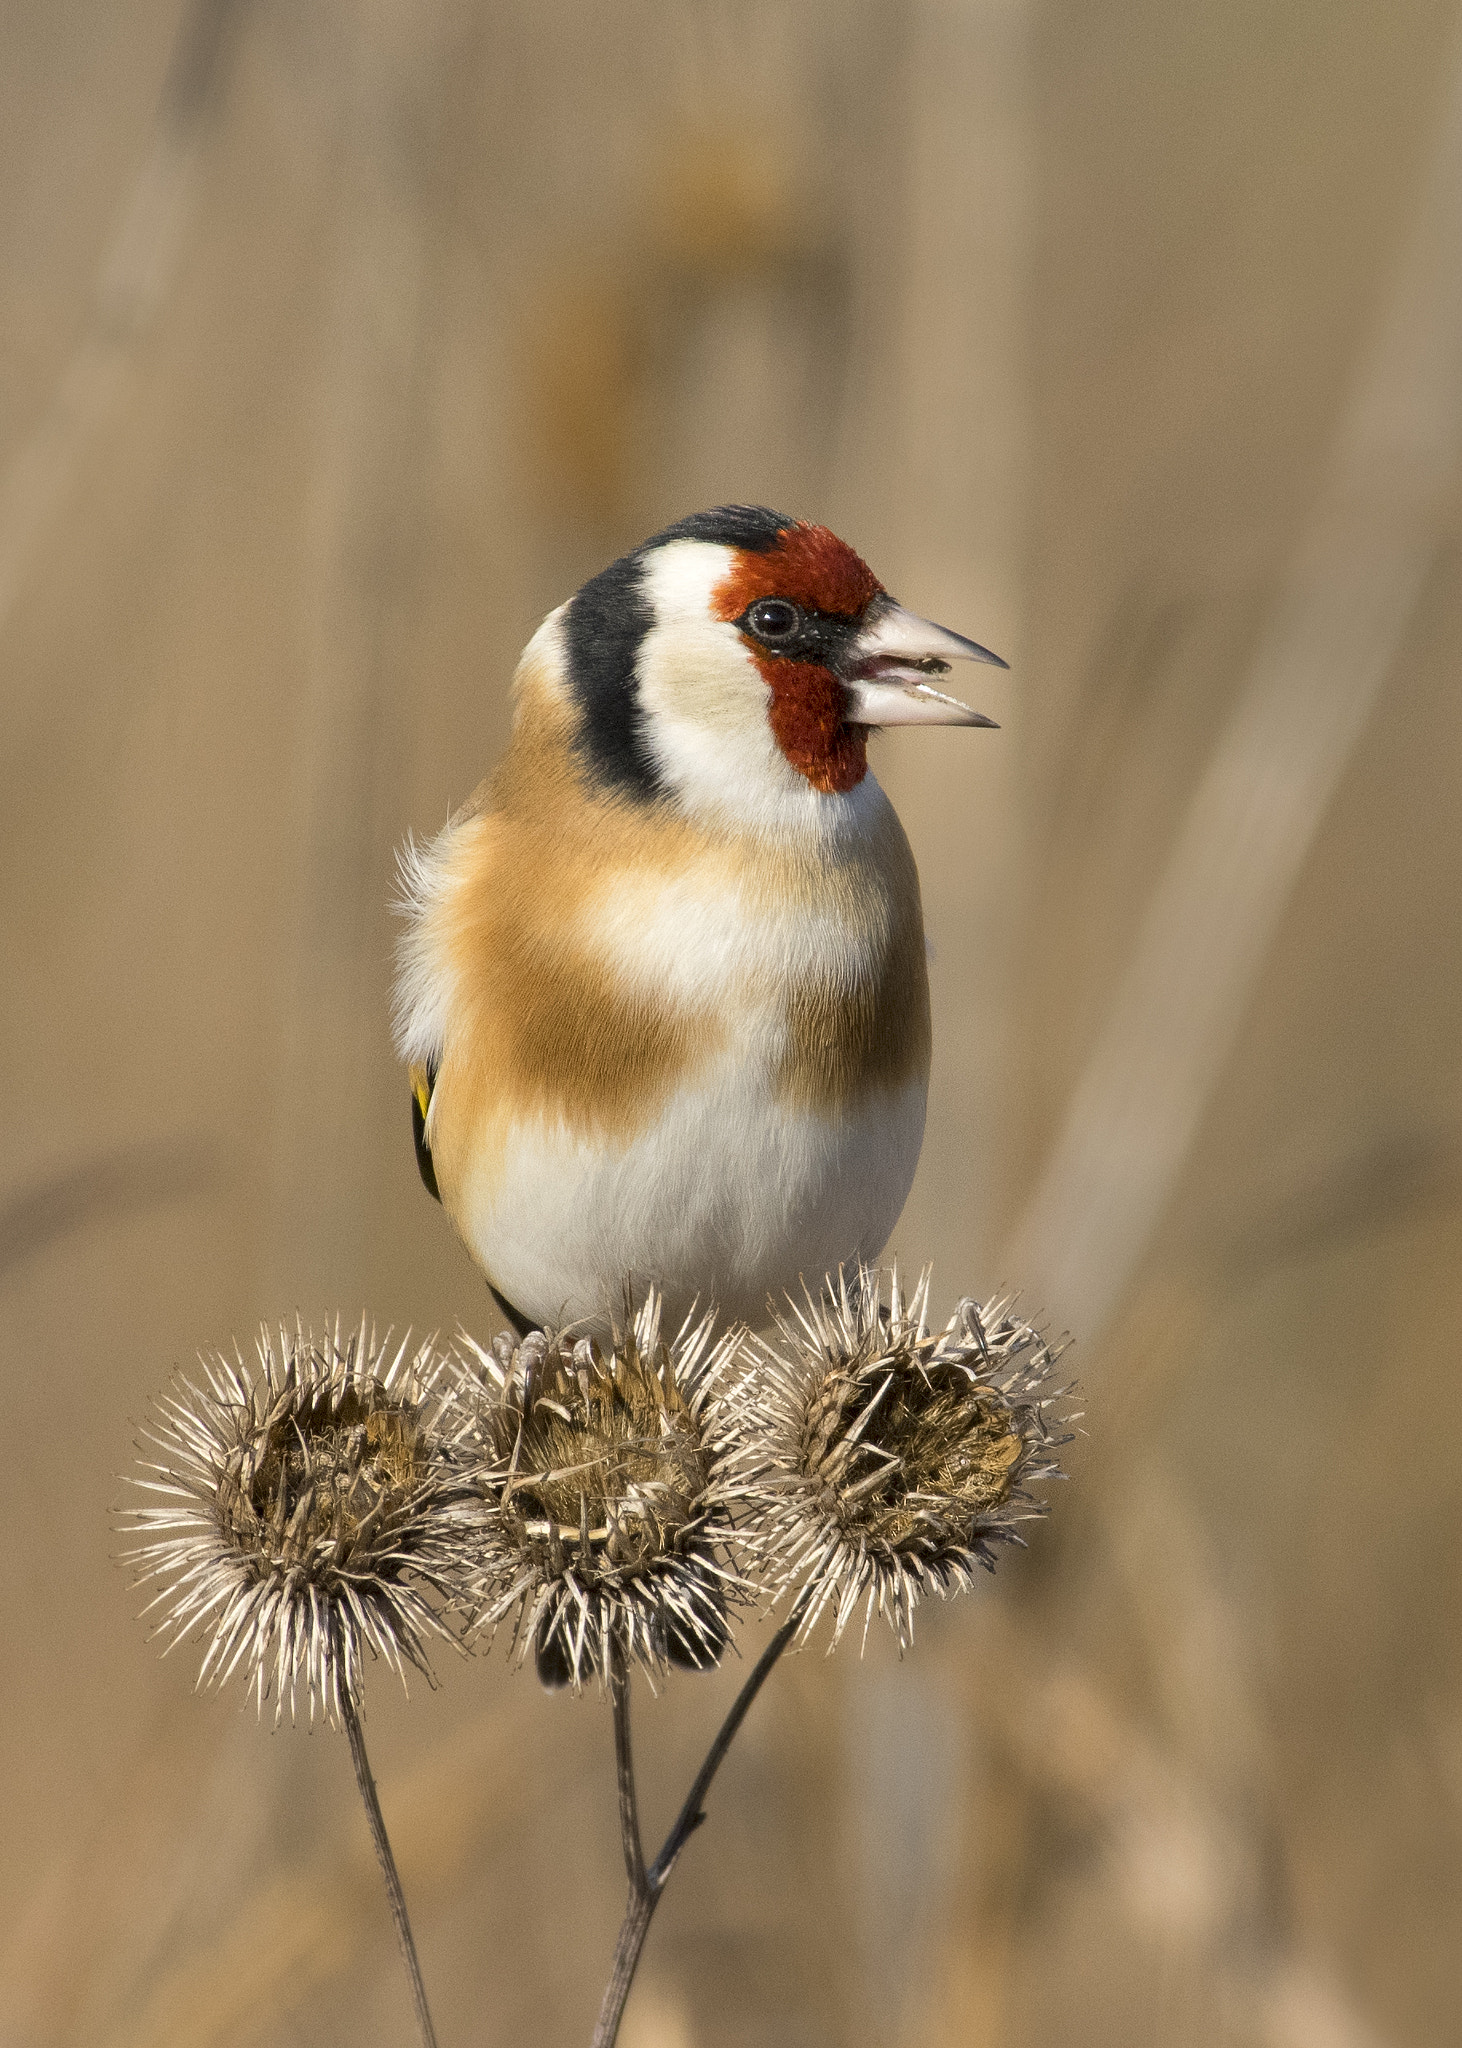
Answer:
xmin=4 ymin=2 xmax=1461 ymax=2043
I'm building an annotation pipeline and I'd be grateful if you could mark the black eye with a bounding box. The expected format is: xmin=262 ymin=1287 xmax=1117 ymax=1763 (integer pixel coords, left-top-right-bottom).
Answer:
xmin=747 ymin=597 xmax=800 ymax=641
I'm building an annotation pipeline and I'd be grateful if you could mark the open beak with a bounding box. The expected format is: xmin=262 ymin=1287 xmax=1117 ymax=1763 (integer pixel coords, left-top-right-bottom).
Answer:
xmin=842 ymin=601 xmax=1006 ymax=728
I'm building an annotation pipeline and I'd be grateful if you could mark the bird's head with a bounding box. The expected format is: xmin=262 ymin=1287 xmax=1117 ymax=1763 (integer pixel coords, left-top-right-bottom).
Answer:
xmin=523 ymin=505 xmax=1005 ymax=835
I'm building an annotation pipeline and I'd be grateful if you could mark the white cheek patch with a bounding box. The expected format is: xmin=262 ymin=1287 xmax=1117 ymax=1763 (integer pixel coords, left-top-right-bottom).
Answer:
xmin=635 ymin=541 xmax=827 ymax=837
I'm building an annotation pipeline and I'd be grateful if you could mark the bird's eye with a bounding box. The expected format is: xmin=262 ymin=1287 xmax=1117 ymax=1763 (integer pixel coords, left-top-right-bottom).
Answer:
xmin=747 ymin=597 xmax=800 ymax=641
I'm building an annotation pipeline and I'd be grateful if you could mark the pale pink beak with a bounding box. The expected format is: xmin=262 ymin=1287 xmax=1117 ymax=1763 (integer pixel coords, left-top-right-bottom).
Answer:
xmin=843 ymin=601 xmax=1006 ymax=728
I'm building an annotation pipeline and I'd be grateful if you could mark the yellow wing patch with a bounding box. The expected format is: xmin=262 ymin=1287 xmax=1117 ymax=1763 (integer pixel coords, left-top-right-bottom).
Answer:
xmin=409 ymin=1061 xmax=441 ymax=1201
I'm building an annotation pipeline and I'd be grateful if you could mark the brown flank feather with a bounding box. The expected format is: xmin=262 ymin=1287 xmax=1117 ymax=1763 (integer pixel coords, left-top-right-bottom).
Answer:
xmin=425 ymin=673 xmax=725 ymax=1210
xmin=769 ymin=804 xmax=931 ymax=1112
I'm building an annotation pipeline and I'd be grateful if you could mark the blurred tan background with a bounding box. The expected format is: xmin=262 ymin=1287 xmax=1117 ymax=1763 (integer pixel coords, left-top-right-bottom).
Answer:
xmin=3 ymin=2 xmax=1461 ymax=2043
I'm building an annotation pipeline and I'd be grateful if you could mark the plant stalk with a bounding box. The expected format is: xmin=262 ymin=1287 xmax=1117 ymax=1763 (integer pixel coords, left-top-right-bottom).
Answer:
xmin=591 ymin=1613 xmax=801 ymax=2048
xmin=343 ymin=1684 xmax=441 ymax=2048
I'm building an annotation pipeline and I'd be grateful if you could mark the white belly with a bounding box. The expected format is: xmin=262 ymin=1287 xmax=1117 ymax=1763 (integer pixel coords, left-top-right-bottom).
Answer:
xmin=458 ymin=1058 xmax=927 ymax=1332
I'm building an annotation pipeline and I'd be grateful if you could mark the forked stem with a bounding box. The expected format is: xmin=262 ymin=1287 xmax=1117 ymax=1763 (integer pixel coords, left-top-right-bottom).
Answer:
xmin=591 ymin=1612 xmax=803 ymax=2048
xmin=343 ymin=1684 xmax=440 ymax=2048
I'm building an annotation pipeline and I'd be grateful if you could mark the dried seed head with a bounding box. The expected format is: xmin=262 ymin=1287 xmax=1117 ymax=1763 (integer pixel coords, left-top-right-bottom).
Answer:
xmin=745 ymin=1265 xmax=1072 ymax=1651
xmin=123 ymin=1319 xmax=480 ymax=1724
xmin=458 ymin=1291 xmax=754 ymax=1690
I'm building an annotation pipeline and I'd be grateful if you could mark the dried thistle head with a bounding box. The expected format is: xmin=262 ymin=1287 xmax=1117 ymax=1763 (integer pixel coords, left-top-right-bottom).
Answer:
xmin=458 ymin=1291 xmax=754 ymax=1690
xmin=745 ymin=1265 xmax=1072 ymax=1651
xmin=123 ymin=1319 xmax=480 ymax=1724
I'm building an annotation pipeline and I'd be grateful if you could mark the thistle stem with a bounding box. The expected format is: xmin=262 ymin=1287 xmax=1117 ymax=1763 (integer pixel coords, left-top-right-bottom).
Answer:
xmin=591 ymin=1612 xmax=802 ymax=2048
xmin=342 ymin=1685 xmax=440 ymax=2048
xmin=608 ymin=1633 xmax=648 ymax=1894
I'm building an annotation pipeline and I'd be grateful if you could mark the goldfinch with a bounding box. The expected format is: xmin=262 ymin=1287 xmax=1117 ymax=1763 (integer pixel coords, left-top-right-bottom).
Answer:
xmin=393 ymin=505 xmax=1003 ymax=1335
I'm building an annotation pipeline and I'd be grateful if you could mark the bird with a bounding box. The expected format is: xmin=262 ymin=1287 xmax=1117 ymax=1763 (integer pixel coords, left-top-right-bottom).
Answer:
xmin=393 ymin=504 xmax=1004 ymax=1339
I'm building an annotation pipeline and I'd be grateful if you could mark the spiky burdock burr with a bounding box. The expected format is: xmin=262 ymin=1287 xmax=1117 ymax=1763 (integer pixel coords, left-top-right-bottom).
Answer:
xmin=456 ymin=1290 xmax=755 ymax=1690
xmin=743 ymin=1264 xmax=1072 ymax=1651
xmin=123 ymin=1317 xmax=483 ymax=2048
xmin=124 ymin=1317 xmax=479 ymax=1723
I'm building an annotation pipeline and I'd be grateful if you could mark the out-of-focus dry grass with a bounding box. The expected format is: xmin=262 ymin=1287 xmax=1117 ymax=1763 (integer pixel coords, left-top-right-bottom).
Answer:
xmin=2 ymin=3 xmax=1460 ymax=2045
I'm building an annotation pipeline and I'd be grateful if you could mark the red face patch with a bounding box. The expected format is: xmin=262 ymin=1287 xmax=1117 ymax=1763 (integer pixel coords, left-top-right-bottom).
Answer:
xmin=711 ymin=522 xmax=882 ymax=794
xmin=711 ymin=520 xmax=881 ymax=622
xmin=765 ymin=663 xmax=869 ymax=794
